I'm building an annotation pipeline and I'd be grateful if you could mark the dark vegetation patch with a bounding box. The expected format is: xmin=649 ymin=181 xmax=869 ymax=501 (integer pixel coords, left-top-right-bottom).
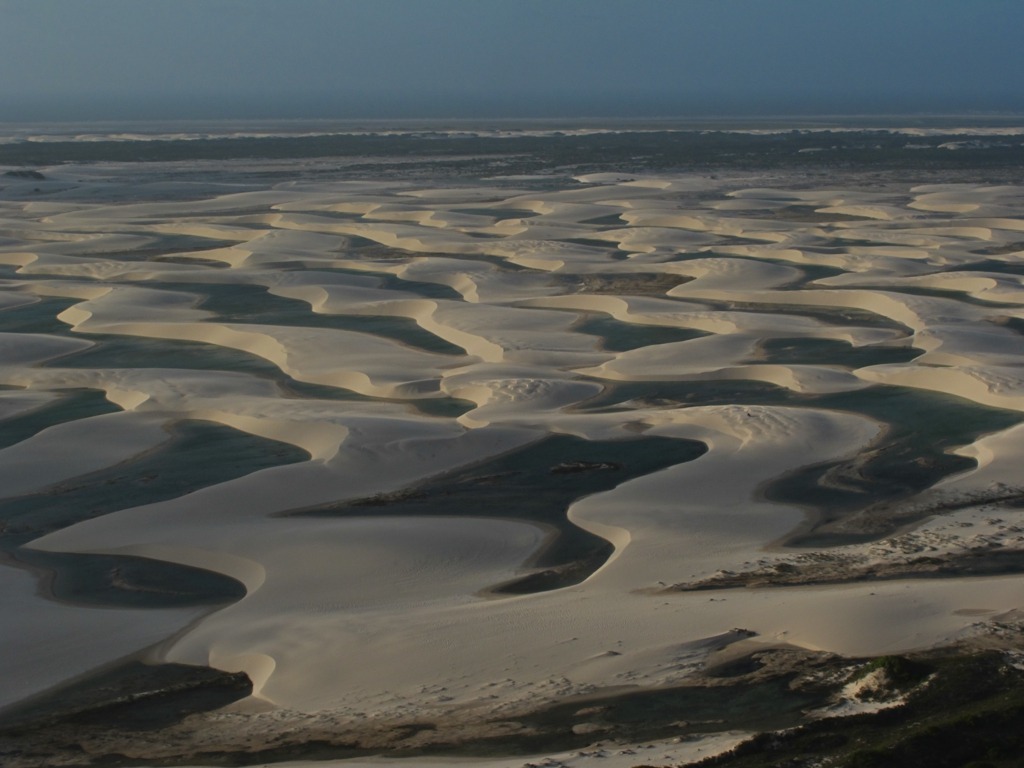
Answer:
xmin=499 ymin=677 xmax=823 ymax=755
xmin=0 ymin=661 xmax=251 ymax=733
xmin=682 ymin=651 xmax=1024 ymax=768
xmin=4 ymin=131 xmax=1024 ymax=179
xmin=673 ymin=548 xmax=1024 ymax=592
xmin=2 ymin=647 xmax=1022 ymax=768
xmin=3 ymin=169 xmax=46 ymax=180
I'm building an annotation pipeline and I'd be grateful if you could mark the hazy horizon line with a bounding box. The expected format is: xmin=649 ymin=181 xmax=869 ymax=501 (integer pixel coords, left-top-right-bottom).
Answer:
xmin=6 ymin=91 xmax=1024 ymax=124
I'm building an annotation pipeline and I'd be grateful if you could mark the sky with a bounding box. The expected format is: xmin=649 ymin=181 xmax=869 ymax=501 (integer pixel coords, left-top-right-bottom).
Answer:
xmin=1 ymin=0 xmax=1022 ymax=121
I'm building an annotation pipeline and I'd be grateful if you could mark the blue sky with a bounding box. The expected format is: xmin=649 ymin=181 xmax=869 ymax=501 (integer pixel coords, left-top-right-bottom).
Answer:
xmin=1 ymin=0 xmax=1021 ymax=120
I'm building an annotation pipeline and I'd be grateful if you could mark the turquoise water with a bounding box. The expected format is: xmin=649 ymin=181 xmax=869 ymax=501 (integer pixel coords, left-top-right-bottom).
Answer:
xmin=51 ymin=332 xmax=476 ymax=417
xmin=451 ymin=207 xmax=541 ymax=220
xmin=0 ymin=388 xmax=121 ymax=451
xmin=147 ymin=280 xmax=465 ymax=354
xmin=89 ymin=233 xmax=239 ymax=261
xmin=580 ymin=377 xmax=800 ymax=412
xmin=770 ymin=386 xmax=1023 ymax=543
xmin=298 ymin=433 xmax=707 ymax=593
xmin=1 ymin=419 xmax=308 ymax=607
xmin=755 ymin=337 xmax=922 ymax=367
xmin=52 ymin=333 xmax=290 ymax=376
xmin=575 ymin=314 xmax=709 ymax=351
xmin=578 ymin=375 xmax=1022 ymax=543
xmin=0 ymin=296 xmax=79 ymax=334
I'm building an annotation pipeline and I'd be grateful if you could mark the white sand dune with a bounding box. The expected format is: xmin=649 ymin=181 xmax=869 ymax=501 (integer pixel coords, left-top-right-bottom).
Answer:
xmin=2 ymin=165 xmax=1024 ymax=766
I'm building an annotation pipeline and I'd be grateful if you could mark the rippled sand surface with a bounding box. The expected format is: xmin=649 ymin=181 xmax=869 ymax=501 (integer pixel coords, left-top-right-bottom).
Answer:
xmin=2 ymin=154 xmax=1024 ymax=763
